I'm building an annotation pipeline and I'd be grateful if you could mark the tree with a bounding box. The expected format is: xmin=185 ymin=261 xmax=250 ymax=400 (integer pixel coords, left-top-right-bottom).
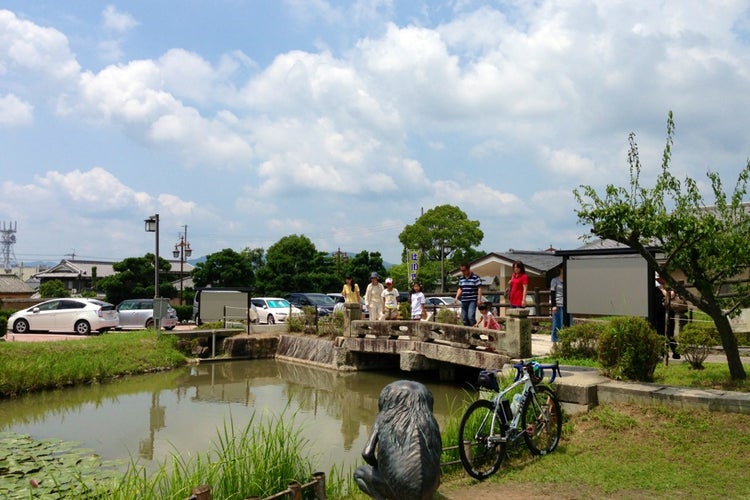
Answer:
xmin=192 ymin=248 xmax=256 ymax=289
xmin=399 ymin=205 xmax=484 ymax=292
xmin=575 ymin=112 xmax=749 ymax=380
xmin=255 ymin=234 xmax=336 ymax=295
xmin=344 ymin=251 xmax=387 ymax=293
xmin=98 ymin=254 xmax=176 ymax=305
xmin=39 ymin=279 xmax=70 ymax=298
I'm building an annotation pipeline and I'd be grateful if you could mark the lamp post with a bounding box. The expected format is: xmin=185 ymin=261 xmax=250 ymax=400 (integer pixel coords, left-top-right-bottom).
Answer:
xmin=172 ymin=225 xmax=192 ymax=305
xmin=144 ymin=214 xmax=160 ymax=300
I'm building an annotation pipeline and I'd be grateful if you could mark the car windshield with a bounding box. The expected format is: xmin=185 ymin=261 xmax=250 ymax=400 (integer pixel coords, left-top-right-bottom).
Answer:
xmin=309 ymin=295 xmax=334 ymax=306
xmin=268 ymin=299 xmax=291 ymax=308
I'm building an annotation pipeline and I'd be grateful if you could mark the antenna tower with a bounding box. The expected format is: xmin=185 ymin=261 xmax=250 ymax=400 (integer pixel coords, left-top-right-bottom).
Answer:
xmin=1 ymin=221 xmax=18 ymax=273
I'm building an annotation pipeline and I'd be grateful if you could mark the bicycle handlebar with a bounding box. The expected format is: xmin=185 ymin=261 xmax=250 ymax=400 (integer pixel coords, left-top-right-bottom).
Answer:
xmin=512 ymin=360 xmax=561 ymax=383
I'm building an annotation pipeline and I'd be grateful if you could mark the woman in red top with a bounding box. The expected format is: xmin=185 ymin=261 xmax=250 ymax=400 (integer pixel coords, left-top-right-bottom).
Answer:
xmin=508 ymin=261 xmax=528 ymax=308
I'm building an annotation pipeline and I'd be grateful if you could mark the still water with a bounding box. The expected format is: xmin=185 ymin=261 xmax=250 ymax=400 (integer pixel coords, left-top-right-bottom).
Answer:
xmin=0 ymin=360 xmax=470 ymax=472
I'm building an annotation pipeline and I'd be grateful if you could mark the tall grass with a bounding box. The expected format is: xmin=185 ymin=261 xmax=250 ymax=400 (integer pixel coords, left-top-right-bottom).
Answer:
xmin=0 ymin=331 xmax=186 ymax=397
xmin=103 ymin=410 xmax=317 ymax=499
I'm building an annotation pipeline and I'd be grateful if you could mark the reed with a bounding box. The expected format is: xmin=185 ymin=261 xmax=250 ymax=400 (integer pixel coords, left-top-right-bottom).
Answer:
xmin=101 ymin=410 xmax=321 ymax=499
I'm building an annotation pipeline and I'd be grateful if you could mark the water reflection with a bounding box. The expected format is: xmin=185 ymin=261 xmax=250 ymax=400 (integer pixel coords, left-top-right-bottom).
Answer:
xmin=0 ymin=360 xmax=469 ymax=471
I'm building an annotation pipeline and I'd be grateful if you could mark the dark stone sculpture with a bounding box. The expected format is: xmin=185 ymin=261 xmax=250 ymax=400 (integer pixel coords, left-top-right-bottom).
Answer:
xmin=354 ymin=380 xmax=442 ymax=500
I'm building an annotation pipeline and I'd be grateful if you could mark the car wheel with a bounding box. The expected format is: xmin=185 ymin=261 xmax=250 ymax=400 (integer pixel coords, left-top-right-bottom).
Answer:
xmin=146 ymin=319 xmax=155 ymax=329
xmin=75 ymin=320 xmax=91 ymax=335
xmin=13 ymin=319 xmax=29 ymax=334
xmin=267 ymin=314 xmax=275 ymax=325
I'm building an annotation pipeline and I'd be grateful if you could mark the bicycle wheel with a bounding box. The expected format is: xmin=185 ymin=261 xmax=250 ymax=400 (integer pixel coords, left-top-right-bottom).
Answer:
xmin=520 ymin=385 xmax=561 ymax=455
xmin=458 ymin=399 xmax=506 ymax=480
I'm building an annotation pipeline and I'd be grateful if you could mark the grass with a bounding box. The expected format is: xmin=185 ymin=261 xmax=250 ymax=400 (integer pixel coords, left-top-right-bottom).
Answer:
xmin=101 ymin=411 xmax=318 ymax=499
xmin=0 ymin=331 xmax=186 ymax=397
xmin=440 ymin=401 xmax=750 ymax=499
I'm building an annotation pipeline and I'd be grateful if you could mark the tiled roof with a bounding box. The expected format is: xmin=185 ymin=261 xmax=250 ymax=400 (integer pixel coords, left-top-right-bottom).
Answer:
xmin=0 ymin=274 xmax=36 ymax=294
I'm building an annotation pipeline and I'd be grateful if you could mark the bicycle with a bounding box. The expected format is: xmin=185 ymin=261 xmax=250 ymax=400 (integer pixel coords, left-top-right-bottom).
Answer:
xmin=458 ymin=360 xmax=563 ymax=480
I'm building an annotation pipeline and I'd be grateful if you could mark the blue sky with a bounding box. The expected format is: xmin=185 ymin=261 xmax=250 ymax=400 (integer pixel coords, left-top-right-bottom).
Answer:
xmin=2 ymin=1 xmax=750 ymax=267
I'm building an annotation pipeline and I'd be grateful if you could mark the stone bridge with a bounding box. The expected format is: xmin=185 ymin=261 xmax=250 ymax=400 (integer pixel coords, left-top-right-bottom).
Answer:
xmin=333 ymin=309 xmax=532 ymax=379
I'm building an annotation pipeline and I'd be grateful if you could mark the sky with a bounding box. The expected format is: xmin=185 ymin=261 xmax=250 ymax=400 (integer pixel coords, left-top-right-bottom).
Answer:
xmin=2 ymin=1 xmax=750 ymax=268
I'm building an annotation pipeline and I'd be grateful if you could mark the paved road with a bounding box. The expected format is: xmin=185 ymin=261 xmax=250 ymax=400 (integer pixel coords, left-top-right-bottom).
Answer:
xmin=2 ymin=323 xmax=197 ymax=343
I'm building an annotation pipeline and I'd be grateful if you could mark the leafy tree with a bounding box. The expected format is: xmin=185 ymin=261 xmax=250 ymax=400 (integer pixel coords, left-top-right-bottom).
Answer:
xmin=575 ymin=112 xmax=749 ymax=380
xmin=39 ymin=279 xmax=70 ymax=298
xmin=344 ymin=251 xmax=387 ymax=293
xmin=192 ymin=248 xmax=256 ymax=289
xmin=98 ymin=254 xmax=176 ymax=305
xmin=398 ymin=205 xmax=484 ymax=292
xmin=255 ymin=235 xmax=336 ymax=295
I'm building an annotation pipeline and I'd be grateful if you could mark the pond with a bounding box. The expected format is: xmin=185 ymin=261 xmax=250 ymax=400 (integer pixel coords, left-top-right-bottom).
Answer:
xmin=0 ymin=359 xmax=471 ymax=473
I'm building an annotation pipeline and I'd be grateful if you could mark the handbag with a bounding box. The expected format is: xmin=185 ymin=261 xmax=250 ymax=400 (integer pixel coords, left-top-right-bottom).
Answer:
xmin=668 ymin=297 xmax=688 ymax=313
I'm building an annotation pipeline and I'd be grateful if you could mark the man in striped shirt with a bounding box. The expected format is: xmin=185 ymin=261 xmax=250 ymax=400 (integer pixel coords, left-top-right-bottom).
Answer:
xmin=454 ymin=263 xmax=483 ymax=326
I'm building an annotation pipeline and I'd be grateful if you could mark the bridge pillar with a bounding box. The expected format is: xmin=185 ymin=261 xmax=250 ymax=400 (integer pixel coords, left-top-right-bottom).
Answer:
xmin=506 ymin=308 xmax=532 ymax=358
xmin=400 ymin=350 xmax=438 ymax=371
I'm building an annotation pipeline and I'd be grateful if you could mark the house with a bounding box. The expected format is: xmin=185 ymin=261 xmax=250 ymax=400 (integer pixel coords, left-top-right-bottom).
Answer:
xmin=452 ymin=249 xmax=563 ymax=295
xmin=32 ymin=259 xmax=195 ymax=295
xmin=0 ymin=274 xmax=36 ymax=300
xmin=32 ymin=260 xmax=117 ymax=294
xmin=0 ymin=273 xmax=37 ymax=311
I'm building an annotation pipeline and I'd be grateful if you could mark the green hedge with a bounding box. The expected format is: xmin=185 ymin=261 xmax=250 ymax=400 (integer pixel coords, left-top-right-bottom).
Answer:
xmin=599 ymin=316 xmax=662 ymax=381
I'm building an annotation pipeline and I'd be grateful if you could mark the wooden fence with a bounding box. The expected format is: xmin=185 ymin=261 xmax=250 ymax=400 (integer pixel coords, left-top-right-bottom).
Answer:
xmin=186 ymin=472 xmax=327 ymax=500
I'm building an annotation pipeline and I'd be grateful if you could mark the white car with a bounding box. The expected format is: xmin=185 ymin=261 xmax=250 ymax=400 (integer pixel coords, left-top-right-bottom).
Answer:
xmin=8 ymin=298 xmax=119 ymax=335
xmin=251 ymin=297 xmax=303 ymax=324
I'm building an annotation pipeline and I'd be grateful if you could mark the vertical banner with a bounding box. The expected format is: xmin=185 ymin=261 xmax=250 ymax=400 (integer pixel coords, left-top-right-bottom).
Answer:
xmin=407 ymin=249 xmax=419 ymax=283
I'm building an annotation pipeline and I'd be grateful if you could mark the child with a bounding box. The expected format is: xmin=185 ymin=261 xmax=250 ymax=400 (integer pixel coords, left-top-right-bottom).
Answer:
xmin=381 ymin=278 xmax=400 ymax=320
xmin=410 ymin=281 xmax=427 ymax=320
xmin=476 ymin=302 xmax=500 ymax=330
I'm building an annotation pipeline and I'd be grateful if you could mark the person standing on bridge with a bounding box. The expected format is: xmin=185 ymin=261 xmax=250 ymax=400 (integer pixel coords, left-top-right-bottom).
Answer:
xmin=454 ymin=263 xmax=483 ymax=326
xmin=364 ymin=272 xmax=384 ymax=320
xmin=382 ymin=278 xmax=400 ymax=320
xmin=411 ymin=281 xmax=427 ymax=321
xmin=342 ymin=275 xmax=361 ymax=304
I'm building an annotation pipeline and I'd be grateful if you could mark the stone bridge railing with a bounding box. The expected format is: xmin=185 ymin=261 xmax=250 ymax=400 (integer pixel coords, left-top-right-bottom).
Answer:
xmin=346 ymin=308 xmax=532 ymax=359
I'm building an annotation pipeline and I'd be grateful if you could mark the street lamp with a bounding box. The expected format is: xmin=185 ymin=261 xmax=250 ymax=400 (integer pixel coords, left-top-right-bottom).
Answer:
xmin=144 ymin=214 xmax=160 ymax=300
xmin=172 ymin=225 xmax=192 ymax=305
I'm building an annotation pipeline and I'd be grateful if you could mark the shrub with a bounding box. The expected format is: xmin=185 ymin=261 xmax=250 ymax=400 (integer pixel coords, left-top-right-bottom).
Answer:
xmin=174 ymin=305 xmax=193 ymax=322
xmin=598 ymin=316 xmax=662 ymax=381
xmin=318 ymin=311 xmax=344 ymax=337
xmin=678 ymin=322 xmax=720 ymax=369
xmin=399 ymin=302 xmax=410 ymax=319
xmin=436 ymin=307 xmax=460 ymax=324
xmin=287 ymin=316 xmax=304 ymax=333
xmin=552 ymin=322 xmax=601 ymax=360
xmin=0 ymin=316 xmax=6 ymax=336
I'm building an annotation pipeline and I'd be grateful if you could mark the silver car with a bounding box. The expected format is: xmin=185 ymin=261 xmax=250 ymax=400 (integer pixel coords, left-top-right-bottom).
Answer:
xmin=8 ymin=298 xmax=119 ymax=335
xmin=116 ymin=299 xmax=178 ymax=330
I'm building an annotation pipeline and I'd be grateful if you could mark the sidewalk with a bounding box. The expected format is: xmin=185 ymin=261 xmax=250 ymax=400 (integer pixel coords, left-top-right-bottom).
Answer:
xmin=528 ymin=332 xmax=750 ymax=416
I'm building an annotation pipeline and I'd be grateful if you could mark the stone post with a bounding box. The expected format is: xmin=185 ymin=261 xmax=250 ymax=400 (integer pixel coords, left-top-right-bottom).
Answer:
xmin=506 ymin=308 xmax=532 ymax=358
xmin=344 ymin=303 xmax=362 ymax=336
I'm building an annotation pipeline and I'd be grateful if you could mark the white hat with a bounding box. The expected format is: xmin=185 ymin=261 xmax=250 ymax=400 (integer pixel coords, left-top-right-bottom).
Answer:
xmin=385 ymin=277 xmax=393 ymax=284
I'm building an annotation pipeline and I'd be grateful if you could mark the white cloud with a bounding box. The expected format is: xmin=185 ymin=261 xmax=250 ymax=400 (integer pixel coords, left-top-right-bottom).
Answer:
xmin=102 ymin=5 xmax=138 ymax=33
xmin=0 ymin=9 xmax=81 ymax=80
xmin=0 ymin=93 xmax=33 ymax=126
xmin=36 ymin=167 xmax=151 ymax=211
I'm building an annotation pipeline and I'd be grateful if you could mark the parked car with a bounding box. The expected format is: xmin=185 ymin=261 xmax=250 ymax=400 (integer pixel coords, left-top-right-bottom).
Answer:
xmin=285 ymin=293 xmax=336 ymax=316
xmin=427 ymin=296 xmax=455 ymax=306
xmin=251 ymin=297 xmax=303 ymax=324
xmin=8 ymin=298 xmax=118 ymax=335
xmin=116 ymin=298 xmax=179 ymax=330
xmin=425 ymin=296 xmax=461 ymax=322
